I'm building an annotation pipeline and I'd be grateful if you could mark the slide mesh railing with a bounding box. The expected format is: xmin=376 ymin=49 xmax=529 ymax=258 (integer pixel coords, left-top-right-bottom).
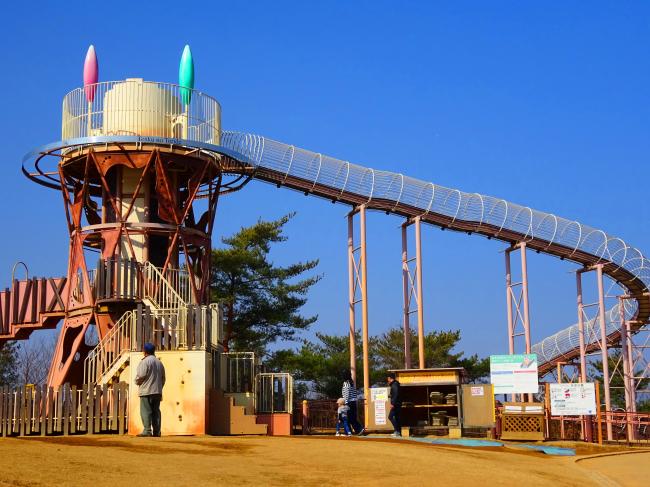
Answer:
xmin=220 ymin=131 xmax=650 ymax=367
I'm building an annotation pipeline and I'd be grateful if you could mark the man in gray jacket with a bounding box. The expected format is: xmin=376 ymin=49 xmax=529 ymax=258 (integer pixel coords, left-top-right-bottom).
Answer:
xmin=135 ymin=342 xmax=166 ymax=437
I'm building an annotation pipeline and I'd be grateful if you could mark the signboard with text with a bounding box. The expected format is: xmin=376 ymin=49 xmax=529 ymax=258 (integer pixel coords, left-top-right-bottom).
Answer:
xmin=370 ymin=387 xmax=389 ymax=425
xmin=549 ymin=383 xmax=597 ymax=416
xmin=490 ymin=354 xmax=539 ymax=394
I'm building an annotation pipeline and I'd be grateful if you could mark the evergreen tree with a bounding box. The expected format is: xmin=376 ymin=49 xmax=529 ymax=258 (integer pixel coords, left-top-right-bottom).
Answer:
xmin=372 ymin=328 xmax=490 ymax=382
xmin=211 ymin=213 xmax=321 ymax=355
xmin=266 ymin=332 xmax=367 ymax=399
xmin=0 ymin=342 xmax=18 ymax=387
xmin=268 ymin=327 xmax=489 ymax=398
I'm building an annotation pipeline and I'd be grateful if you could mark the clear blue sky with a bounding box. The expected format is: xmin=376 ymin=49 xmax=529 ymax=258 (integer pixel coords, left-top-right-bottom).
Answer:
xmin=1 ymin=1 xmax=648 ymax=359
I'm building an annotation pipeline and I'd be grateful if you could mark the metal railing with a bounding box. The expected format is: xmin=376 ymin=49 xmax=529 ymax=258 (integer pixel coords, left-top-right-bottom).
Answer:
xmin=163 ymin=266 xmax=193 ymax=305
xmin=95 ymin=258 xmax=141 ymax=301
xmin=256 ymin=373 xmax=293 ymax=414
xmin=145 ymin=306 xmax=213 ymax=351
xmin=222 ymin=352 xmax=257 ymax=393
xmin=84 ymin=310 xmax=135 ymax=385
xmin=84 ymin=302 xmax=222 ymax=386
xmin=532 ymin=299 xmax=638 ymax=366
xmin=94 ymin=259 xmax=192 ymax=306
xmin=219 ymin=131 xmax=650 ymax=369
xmin=297 ymin=399 xmax=366 ymax=434
xmin=0 ymin=382 xmax=129 ymax=436
xmin=62 ymin=80 xmax=221 ymax=145
xmin=142 ymin=262 xmax=187 ymax=309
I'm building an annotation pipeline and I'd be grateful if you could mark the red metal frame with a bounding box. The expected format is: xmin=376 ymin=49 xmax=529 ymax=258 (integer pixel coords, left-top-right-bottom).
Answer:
xmin=43 ymin=146 xmax=225 ymax=388
xmin=504 ymin=242 xmax=532 ymax=401
xmin=347 ymin=205 xmax=369 ymax=425
xmin=576 ymin=266 xmax=614 ymax=441
xmin=401 ymin=217 xmax=425 ymax=369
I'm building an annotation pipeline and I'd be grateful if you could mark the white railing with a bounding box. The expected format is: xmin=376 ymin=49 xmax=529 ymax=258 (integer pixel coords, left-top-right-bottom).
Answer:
xmin=163 ymin=266 xmax=194 ymax=305
xmin=256 ymin=373 xmax=294 ymax=414
xmin=62 ymin=80 xmax=221 ymax=145
xmin=222 ymin=352 xmax=257 ymax=393
xmin=149 ymin=306 xmax=188 ymax=350
xmin=95 ymin=258 xmax=141 ymax=301
xmin=142 ymin=262 xmax=187 ymax=310
xmin=84 ymin=310 xmax=135 ymax=385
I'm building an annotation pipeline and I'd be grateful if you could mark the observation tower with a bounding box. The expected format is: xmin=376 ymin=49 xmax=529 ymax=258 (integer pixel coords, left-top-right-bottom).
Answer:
xmin=11 ymin=46 xmax=270 ymax=435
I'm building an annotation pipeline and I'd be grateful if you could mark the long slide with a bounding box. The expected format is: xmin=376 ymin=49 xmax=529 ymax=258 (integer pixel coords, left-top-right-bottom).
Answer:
xmin=218 ymin=131 xmax=650 ymax=375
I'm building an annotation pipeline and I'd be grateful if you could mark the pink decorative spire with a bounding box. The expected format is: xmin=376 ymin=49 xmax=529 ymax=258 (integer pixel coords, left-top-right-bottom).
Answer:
xmin=83 ymin=45 xmax=99 ymax=103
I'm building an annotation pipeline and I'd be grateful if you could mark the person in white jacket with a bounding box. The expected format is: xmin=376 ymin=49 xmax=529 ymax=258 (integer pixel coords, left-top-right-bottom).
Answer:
xmin=135 ymin=342 xmax=166 ymax=437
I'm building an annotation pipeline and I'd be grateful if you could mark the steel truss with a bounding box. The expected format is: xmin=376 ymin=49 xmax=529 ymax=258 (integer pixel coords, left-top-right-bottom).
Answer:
xmin=347 ymin=205 xmax=369 ymax=424
xmin=401 ymin=217 xmax=425 ymax=369
xmin=504 ymin=242 xmax=533 ymax=401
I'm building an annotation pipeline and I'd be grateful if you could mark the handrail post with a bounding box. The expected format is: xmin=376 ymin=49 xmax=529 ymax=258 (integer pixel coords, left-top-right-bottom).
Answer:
xmin=302 ymin=400 xmax=309 ymax=435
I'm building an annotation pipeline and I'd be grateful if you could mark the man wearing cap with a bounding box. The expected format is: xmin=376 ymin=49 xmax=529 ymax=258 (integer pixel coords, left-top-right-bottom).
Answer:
xmin=135 ymin=342 xmax=166 ymax=437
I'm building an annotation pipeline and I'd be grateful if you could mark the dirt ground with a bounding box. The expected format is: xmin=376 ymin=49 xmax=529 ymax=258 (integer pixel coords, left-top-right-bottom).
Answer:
xmin=0 ymin=435 xmax=647 ymax=487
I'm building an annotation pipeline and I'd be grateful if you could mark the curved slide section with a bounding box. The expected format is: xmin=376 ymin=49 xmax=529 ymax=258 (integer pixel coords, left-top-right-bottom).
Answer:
xmin=219 ymin=131 xmax=650 ymax=373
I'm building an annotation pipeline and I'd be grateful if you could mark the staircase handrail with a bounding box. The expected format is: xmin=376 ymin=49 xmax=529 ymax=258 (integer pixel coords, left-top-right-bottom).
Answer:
xmin=142 ymin=262 xmax=187 ymax=310
xmin=83 ymin=310 xmax=134 ymax=385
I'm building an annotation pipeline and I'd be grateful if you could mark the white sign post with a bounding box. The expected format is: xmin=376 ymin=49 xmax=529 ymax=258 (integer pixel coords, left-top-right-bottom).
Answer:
xmin=370 ymin=387 xmax=389 ymax=425
xmin=549 ymin=383 xmax=597 ymax=416
xmin=490 ymin=354 xmax=539 ymax=394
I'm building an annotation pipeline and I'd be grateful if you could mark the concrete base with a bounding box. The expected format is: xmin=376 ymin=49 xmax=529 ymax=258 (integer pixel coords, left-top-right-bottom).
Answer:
xmin=128 ymin=350 xmax=214 ymax=435
xmin=256 ymin=413 xmax=292 ymax=436
xmin=209 ymin=389 xmax=267 ymax=435
xmin=448 ymin=427 xmax=462 ymax=438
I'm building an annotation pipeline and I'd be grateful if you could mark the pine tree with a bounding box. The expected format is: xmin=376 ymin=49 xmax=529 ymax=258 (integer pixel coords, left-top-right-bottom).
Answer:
xmin=211 ymin=213 xmax=321 ymax=355
xmin=0 ymin=342 xmax=18 ymax=387
xmin=268 ymin=327 xmax=489 ymax=398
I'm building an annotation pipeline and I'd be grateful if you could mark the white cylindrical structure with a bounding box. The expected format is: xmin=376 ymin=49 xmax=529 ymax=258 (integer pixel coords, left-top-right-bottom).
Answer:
xmin=103 ymin=78 xmax=182 ymax=137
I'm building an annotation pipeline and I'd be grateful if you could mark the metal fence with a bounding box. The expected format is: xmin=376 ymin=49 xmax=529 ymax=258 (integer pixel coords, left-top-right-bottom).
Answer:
xmin=546 ymin=413 xmax=650 ymax=445
xmin=256 ymin=373 xmax=293 ymax=414
xmin=222 ymin=352 xmax=257 ymax=393
xmin=296 ymin=399 xmax=365 ymax=434
xmin=0 ymin=383 xmax=128 ymax=436
xmin=93 ymin=259 xmax=192 ymax=306
xmin=62 ymin=80 xmax=221 ymax=145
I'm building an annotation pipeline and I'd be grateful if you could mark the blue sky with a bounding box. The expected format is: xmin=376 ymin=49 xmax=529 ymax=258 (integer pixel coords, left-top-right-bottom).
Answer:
xmin=1 ymin=1 xmax=648 ymax=358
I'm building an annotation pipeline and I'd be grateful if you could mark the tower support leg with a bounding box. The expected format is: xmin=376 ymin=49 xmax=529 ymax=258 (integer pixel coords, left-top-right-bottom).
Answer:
xmin=347 ymin=215 xmax=357 ymax=383
xmin=401 ymin=217 xmax=425 ymax=369
xmin=347 ymin=205 xmax=370 ymax=426
xmin=576 ymin=271 xmax=593 ymax=442
xmin=504 ymin=242 xmax=533 ymax=402
xmin=619 ymin=297 xmax=635 ymax=442
xmin=401 ymin=224 xmax=412 ymax=369
xmin=596 ymin=265 xmax=613 ymax=441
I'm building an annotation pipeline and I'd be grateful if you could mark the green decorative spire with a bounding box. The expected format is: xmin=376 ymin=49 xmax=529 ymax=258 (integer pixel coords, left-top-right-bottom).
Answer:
xmin=179 ymin=45 xmax=194 ymax=106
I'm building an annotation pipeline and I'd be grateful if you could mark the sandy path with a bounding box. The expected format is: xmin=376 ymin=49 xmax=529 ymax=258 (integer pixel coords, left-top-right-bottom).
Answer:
xmin=576 ymin=451 xmax=650 ymax=487
xmin=0 ymin=435 xmax=639 ymax=487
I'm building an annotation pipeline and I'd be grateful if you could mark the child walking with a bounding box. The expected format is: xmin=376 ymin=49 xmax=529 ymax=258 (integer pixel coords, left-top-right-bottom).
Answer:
xmin=335 ymin=397 xmax=352 ymax=436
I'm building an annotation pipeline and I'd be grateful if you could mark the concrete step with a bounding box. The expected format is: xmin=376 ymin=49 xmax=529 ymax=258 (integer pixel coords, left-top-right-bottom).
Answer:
xmin=209 ymin=389 xmax=268 ymax=435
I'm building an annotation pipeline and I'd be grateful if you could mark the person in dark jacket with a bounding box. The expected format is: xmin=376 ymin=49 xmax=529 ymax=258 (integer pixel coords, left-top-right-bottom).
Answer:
xmin=387 ymin=372 xmax=402 ymax=437
xmin=341 ymin=370 xmax=365 ymax=435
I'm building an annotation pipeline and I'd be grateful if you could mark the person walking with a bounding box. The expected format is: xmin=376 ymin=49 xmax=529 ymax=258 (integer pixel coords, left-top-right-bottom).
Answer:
xmin=387 ymin=372 xmax=402 ymax=437
xmin=335 ymin=398 xmax=352 ymax=437
xmin=342 ymin=370 xmax=365 ymax=435
xmin=135 ymin=342 xmax=166 ymax=437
